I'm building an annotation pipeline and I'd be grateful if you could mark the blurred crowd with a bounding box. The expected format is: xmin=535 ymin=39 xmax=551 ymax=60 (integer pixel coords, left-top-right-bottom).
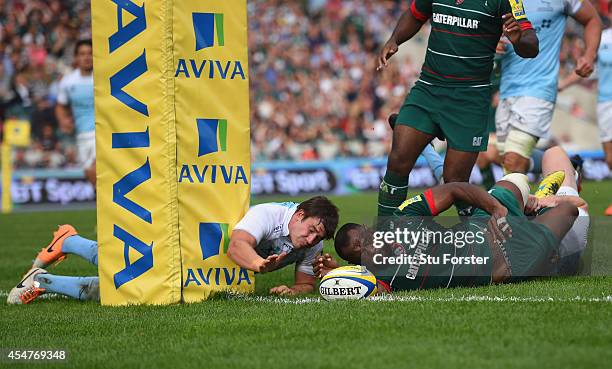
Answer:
xmin=0 ymin=0 xmax=610 ymax=168
xmin=0 ymin=0 xmax=90 ymax=168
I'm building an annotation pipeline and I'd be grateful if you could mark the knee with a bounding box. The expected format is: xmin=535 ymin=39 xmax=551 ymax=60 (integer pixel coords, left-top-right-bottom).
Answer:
xmin=503 ymin=152 xmax=529 ymax=173
xmin=558 ymin=202 xmax=579 ymax=218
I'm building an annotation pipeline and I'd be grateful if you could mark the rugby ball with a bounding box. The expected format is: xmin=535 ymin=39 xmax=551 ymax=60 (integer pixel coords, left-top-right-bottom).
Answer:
xmin=319 ymin=265 xmax=378 ymax=301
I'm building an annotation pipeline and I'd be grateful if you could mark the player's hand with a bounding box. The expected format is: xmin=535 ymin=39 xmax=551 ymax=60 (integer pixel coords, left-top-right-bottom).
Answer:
xmin=496 ymin=37 xmax=511 ymax=55
xmin=257 ymin=252 xmax=288 ymax=273
xmin=575 ymin=55 xmax=595 ymax=78
xmin=269 ymin=285 xmax=294 ymax=296
xmin=313 ymin=253 xmax=339 ymax=279
xmin=502 ymin=14 xmax=521 ymax=45
xmin=487 ymin=206 xmax=512 ymax=244
xmin=537 ymin=196 xmax=559 ymax=209
xmin=524 ymin=195 xmax=541 ymax=214
xmin=377 ymin=39 xmax=399 ymax=71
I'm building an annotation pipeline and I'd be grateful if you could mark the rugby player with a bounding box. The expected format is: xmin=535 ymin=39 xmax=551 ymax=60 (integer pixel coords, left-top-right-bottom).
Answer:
xmin=559 ymin=5 xmax=612 ymax=215
xmin=7 ymin=197 xmax=338 ymax=304
xmin=377 ymin=0 xmax=539 ymax=217
xmin=318 ymin=174 xmax=579 ymax=292
xmin=55 ymin=39 xmax=96 ymax=185
xmin=496 ymin=0 xmax=601 ymax=174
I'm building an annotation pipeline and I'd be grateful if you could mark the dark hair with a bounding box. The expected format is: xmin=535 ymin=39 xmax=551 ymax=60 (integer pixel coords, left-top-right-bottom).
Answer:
xmin=297 ymin=196 xmax=339 ymax=240
xmin=74 ymin=39 xmax=93 ymax=55
xmin=334 ymin=223 xmax=363 ymax=260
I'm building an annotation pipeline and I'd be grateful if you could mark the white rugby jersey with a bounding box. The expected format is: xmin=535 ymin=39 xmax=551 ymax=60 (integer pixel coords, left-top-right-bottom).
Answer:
xmin=234 ymin=202 xmax=322 ymax=275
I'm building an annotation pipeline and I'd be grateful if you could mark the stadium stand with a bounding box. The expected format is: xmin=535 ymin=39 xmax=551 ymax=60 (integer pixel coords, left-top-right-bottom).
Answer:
xmin=0 ymin=0 xmax=609 ymax=167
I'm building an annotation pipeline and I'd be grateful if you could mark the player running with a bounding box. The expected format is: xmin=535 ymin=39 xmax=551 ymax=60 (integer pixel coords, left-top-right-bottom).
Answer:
xmin=55 ymin=39 xmax=96 ymax=185
xmin=377 ymin=0 xmax=538 ymax=217
xmin=318 ymin=172 xmax=578 ymax=292
xmin=559 ymin=6 xmax=612 ymax=215
xmin=496 ymin=0 xmax=601 ymax=174
xmin=7 ymin=197 xmax=339 ymax=304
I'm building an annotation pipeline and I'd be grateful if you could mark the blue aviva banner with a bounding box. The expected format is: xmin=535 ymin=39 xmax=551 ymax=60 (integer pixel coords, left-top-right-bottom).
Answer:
xmin=174 ymin=0 xmax=253 ymax=302
xmin=93 ymin=0 xmax=251 ymax=305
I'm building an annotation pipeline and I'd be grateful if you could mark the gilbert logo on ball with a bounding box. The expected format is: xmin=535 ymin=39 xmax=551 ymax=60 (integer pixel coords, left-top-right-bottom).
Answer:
xmin=320 ymin=266 xmax=378 ymax=301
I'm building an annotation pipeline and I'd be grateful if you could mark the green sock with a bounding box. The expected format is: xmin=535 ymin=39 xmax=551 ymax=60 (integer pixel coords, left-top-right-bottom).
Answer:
xmin=378 ymin=171 xmax=408 ymax=217
xmin=480 ymin=164 xmax=495 ymax=190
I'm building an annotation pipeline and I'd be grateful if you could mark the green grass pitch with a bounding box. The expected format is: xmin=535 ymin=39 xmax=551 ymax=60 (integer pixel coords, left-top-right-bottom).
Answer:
xmin=0 ymin=182 xmax=611 ymax=369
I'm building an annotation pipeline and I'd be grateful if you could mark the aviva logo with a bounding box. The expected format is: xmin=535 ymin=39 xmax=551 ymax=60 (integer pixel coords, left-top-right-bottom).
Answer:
xmin=197 ymin=118 xmax=227 ymax=157
xmin=193 ymin=12 xmax=224 ymax=51
xmin=199 ymin=222 xmax=229 ymax=260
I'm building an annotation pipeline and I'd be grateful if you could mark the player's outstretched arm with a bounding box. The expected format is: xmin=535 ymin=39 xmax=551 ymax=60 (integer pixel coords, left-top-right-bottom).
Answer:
xmin=502 ymin=14 xmax=538 ymax=58
xmin=378 ymin=9 xmax=426 ymax=70
xmin=428 ymin=183 xmax=511 ymax=242
xmin=227 ymin=230 xmax=286 ymax=273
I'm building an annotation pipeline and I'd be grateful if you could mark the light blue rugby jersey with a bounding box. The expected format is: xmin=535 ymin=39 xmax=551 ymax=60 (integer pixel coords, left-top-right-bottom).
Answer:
xmin=500 ymin=0 xmax=583 ymax=102
xmin=57 ymin=69 xmax=95 ymax=134
xmin=598 ymin=28 xmax=612 ymax=102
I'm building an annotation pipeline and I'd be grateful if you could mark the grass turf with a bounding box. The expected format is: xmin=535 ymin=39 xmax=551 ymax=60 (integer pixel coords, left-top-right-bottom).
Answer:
xmin=0 ymin=182 xmax=611 ymax=369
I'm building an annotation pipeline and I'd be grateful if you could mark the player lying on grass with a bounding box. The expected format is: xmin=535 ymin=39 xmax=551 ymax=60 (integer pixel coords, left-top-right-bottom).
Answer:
xmin=376 ymin=0 xmax=538 ymax=218
xmin=316 ymin=173 xmax=579 ymax=292
xmin=7 ymin=196 xmax=339 ymax=304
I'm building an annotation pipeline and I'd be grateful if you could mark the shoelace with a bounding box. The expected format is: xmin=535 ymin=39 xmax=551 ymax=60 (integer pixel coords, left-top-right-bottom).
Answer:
xmin=19 ymin=286 xmax=45 ymax=304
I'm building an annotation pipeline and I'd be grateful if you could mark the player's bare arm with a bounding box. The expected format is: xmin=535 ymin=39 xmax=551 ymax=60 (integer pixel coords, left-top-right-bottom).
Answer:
xmin=572 ymin=0 xmax=602 ymax=78
xmin=377 ymin=10 xmax=424 ymax=71
xmin=227 ymin=230 xmax=287 ymax=273
xmin=502 ymin=13 xmax=538 ymax=58
xmin=429 ymin=182 xmax=512 ymax=243
xmin=55 ymin=103 xmax=75 ymax=134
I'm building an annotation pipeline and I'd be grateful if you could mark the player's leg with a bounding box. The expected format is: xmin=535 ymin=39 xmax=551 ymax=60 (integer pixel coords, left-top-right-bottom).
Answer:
xmin=532 ymin=202 xmax=579 ymax=242
xmin=378 ymin=85 xmax=439 ymax=217
xmin=477 ymin=134 xmax=500 ymax=189
xmin=599 ymin=99 xmax=612 ymax=214
xmin=388 ymin=113 xmax=444 ymax=183
xmin=379 ymin=124 xmax=434 ymax=216
xmin=7 ymin=267 xmax=99 ymax=304
xmin=541 ymin=146 xmax=577 ymax=190
xmin=502 ymin=129 xmax=537 ymax=173
xmin=34 ymin=225 xmax=98 ymax=268
xmin=443 ymin=149 xmax=478 ymax=183
xmin=604 ymin=141 xmax=612 ymax=172
xmin=77 ymin=131 xmax=96 ymax=186
xmin=85 ymin=160 xmax=96 ymax=187
xmin=497 ymin=97 xmax=554 ymax=174
xmin=35 ymin=274 xmax=99 ymax=301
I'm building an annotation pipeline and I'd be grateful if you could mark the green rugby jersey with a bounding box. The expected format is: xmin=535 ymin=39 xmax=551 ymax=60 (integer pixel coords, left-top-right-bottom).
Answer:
xmin=374 ymin=191 xmax=493 ymax=291
xmin=410 ymin=0 xmax=533 ymax=87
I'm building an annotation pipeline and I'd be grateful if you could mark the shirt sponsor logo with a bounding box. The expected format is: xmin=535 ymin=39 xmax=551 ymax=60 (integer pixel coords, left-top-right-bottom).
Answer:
xmin=432 ymin=13 xmax=480 ymax=29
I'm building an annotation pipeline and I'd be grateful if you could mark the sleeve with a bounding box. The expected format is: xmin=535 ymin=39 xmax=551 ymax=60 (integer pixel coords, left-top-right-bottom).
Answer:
xmin=563 ymin=0 xmax=583 ymax=16
xmin=395 ymin=190 xmax=438 ymax=216
xmin=410 ymin=0 xmax=432 ymax=22
xmin=233 ymin=204 xmax=276 ymax=244
xmin=296 ymin=242 xmax=323 ymax=276
xmin=501 ymin=0 xmax=533 ymax=31
xmin=56 ymin=75 xmax=69 ymax=105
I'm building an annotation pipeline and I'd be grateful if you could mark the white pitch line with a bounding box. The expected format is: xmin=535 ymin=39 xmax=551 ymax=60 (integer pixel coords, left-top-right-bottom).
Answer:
xmin=227 ymin=294 xmax=612 ymax=304
xmin=2 ymin=291 xmax=610 ymax=304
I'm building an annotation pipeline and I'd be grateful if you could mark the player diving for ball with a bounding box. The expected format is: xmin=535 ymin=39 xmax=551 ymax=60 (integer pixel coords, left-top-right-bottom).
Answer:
xmin=7 ymin=197 xmax=339 ymax=304
xmin=316 ymin=152 xmax=588 ymax=292
xmin=376 ymin=0 xmax=539 ymax=218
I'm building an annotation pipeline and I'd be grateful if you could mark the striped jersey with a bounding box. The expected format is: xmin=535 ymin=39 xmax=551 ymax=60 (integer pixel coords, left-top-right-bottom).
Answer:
xmin=499 ymin=0 xmax=583 ymax=102
xmin=410 ymin=0 xmax=534 ymax=87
